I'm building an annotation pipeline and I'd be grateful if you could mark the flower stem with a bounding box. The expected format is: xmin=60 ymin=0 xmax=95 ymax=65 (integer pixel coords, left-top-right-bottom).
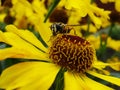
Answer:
xmin=85 ymin=16 xmax=91 ymax=38
xmin=44 ymin=0 xmax=61 ymax=22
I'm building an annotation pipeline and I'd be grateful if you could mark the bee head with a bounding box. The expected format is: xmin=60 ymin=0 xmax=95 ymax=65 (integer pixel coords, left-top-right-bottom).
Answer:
xmin=50 ymin=22 xmax=65 ymax=36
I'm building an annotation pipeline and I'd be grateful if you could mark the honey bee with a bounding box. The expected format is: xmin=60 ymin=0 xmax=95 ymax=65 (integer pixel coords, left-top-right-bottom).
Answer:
xmin=50 ymin=22 xmax=80 ymax=36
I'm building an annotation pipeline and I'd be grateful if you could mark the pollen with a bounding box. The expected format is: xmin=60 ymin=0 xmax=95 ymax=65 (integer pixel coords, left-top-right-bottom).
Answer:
xmin=49 ymin=34 xmax=96 ymax=73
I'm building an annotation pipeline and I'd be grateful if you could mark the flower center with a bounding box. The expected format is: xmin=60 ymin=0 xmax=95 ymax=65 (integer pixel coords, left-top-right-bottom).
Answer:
xmin=49 ymin=34 xmax=95 ymax=73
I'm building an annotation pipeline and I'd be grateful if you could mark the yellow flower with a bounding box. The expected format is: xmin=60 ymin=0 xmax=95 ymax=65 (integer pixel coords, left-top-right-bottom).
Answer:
xmin=10 ymin=0 xmax=47 ymax=28
xmin=61 ymin=0 xmax=111 ymax=28
xmin=0 ymin=25 xmax=120 ymax=90
xmin=0 ymin=13 xmax=6 ymax=22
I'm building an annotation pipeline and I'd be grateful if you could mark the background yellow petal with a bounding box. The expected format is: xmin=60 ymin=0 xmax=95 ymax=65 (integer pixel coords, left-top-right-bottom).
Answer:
xmin=81 ymin=75 xmax=114 ymax=90
xmin=88 ymin=71 xmax=120 ymax=86
xmin=64 ymin=72 xmax=90 ymax=90
xmin=6 ymin=25 xmax=48 ymax=52
xmin=115 ymin=0 xmax=120 ymax=12
xmin=93 ymin=61 xmax=120 ymax=70
xmin=0 ymin=31 xmax=48 ymax=60
xmin=0 ymin=62 xmax=60 ymax=90
xmin=107 ymin=57 xmax=120 ymax=71
xmin=65 ymin=0 xmax=89 ymax=17
xmin=107 ymin=37 xmax=120 ymax=51
xmin=88 ymin=12 xmax=102 ymax=28
xmin=93 ymin=61 xmax=110 ymax=69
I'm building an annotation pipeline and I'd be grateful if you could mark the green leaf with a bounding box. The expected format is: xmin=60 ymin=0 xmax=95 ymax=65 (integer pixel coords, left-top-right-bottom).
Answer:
xmin=49 ymin=68 xmax=66 ymax=90
xmin=109 ymin=24 xmax=120 ymax=40
xmin=44 ymin=0 xmax=61 ymax=23
xmin=0 ymin=22 xmax=6 ymax=31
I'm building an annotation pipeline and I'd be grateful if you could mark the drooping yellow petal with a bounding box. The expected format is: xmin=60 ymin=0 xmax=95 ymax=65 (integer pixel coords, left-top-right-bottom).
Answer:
xmin=88 ymin=71 xmax=120 ymax=86
xmin=81 ymin=75 xmax=114 ymax=90
xmin=0 ymin=31 xmax=48 ymax=60
xmin=93 ymin=61 xmax=120 ymax=71
xmin=93 ymin=61 xmax=110 ymax=69
xmin=0 ymin=47 xmax=46 ymax=60
xmin=6 ymin=25 xmax=47 ymax=52
xmin=0 ymin=62 xmax=60 ymax=90
xmin=91 ymin=58 xmax=120 ymax=75
xmin=107 ymin=57 xmax=120 ymax=71
xmin=64 ymin=72 xmax=90 ymax=90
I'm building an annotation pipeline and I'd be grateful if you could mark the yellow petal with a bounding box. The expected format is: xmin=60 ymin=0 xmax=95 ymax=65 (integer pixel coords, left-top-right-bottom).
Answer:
xmin=65 ymin=0 xmax=88 ymax=17
xmin=107 ymin=37 xmax=120 ymax=51
xmin=0 ymin=62 xmax=60 ymax=90
xmin=94 ymin=61 xmax=120 ymax=67
xmin=88 ymin=12 xmax=102 ymax=28
xmin=0 ymin=31 xmax=48 ymax=60
xmin=6 ymin=25 xmax=47 ymax=52
xmin=0 ymin=37 xmax=2 ymax=42
xmin=0 ymin=13 xmax=6 ymax=22
xmin=93 ymin=61 xmax=120 ymax=75
xmin=26 ymin=11 xmax=52 ymax=46
xmin=0 ymin=31 xmax=6 ymax=42
xmin=87 ymin=35 xmax=100 ymax=49
xmin=64 ymin=72 xmax=90 ymax=90
xmin=0 ymin=47 xmax=47 ymax=60
xmin=107 ymin=57 xmax=120 ymax=71
xmin=35 ymin=22 xmax=52 ymax=46
xmin=0 ymin=36 xmax=3 ymax=42
xmin=65 ymin=0 xmax=80 ymax=9
xmin=115 ymin=0 xmax=120 ymax=12
xmin=100 ymin=0 xmax=109 ymax=3
xmin=93 ymin=61 xmax=110 ymax=69
xmin=88 ymin=71 xmax=120 ymax=86
xmin=81 ymin=75 xmax=114 ymax=90
xmin=80 ymin=24 xmax=97 ymax=33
